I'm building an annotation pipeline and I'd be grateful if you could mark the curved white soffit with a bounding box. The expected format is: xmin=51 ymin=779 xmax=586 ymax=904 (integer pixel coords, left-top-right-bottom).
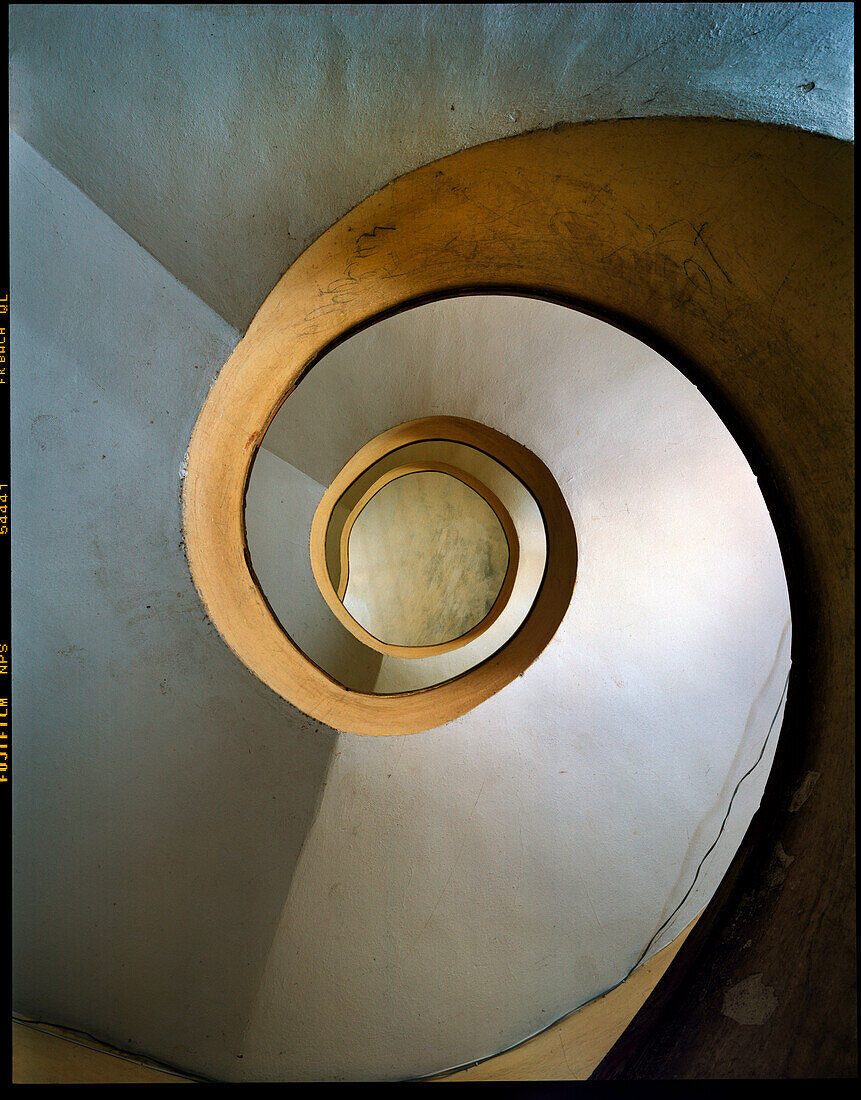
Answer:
xmin=240 ymin=295 xmax=791 ymax=1081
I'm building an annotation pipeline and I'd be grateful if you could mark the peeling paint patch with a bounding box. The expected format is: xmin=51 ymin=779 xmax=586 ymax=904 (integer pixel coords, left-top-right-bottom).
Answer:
xmin=764 ymin=840 xmax=795 ymax=890
xmin=789 ymin=769 xmax=820 ymax=811
xmin=722 ymin=973 xmax=778 ymax=1025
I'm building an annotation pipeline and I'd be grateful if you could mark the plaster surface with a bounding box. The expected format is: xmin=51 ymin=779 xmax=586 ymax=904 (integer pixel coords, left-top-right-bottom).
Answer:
xmin=343 ymin=470 xmax=509 ymax=648
xmin=249 ymin=434 xmax=548 ymax=693
xmin=12 ymin=131 xmax=793 ymax=1082
xmin=10 ymin=132 xmax=337 ymax=1078
xmin=245 ymin=445 xmax=382 ymax=691
xmin=9 ymin=3 xmax=854 ymax=331
xmin=9 ymin=1 xmax=849 ymax=1081
xmin=240 ymin=294 xmax=793 ymax=1080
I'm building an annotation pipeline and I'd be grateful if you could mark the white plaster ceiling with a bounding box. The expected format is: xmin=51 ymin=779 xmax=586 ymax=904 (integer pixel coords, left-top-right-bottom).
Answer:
xmin=242 ymin=295 xmax=792 ymax=1079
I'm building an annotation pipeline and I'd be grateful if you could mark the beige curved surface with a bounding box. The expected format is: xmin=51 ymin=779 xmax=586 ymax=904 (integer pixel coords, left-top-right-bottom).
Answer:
xmin=12 ymin=1018 xmax=197 ymax=1084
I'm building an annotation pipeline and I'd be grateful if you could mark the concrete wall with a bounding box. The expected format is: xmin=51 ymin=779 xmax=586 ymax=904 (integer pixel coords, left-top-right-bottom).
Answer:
xmin=245 ymin=446 xmax=382 ymax=691
xmin=10 ymin=133 xmax=339 ymax=1078
xmin=9 ymin=3 xmax=854 ymax=330
xmin=9 ymin=2 xmax=850 ymax=1084
xmin=12 ymin=136 xmax=792 ymax=1079
xmin=241 ymin=294 xmax=792 ymax=1080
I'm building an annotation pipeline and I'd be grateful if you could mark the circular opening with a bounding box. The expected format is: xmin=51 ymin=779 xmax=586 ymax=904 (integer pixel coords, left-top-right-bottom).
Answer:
xmin=337 ymin=465 xmax=513 ymax=651
xmin=347 ymin=469 xmax=509 ymax=645
xmin=270 ymin=414 xmax=572 ymax=690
